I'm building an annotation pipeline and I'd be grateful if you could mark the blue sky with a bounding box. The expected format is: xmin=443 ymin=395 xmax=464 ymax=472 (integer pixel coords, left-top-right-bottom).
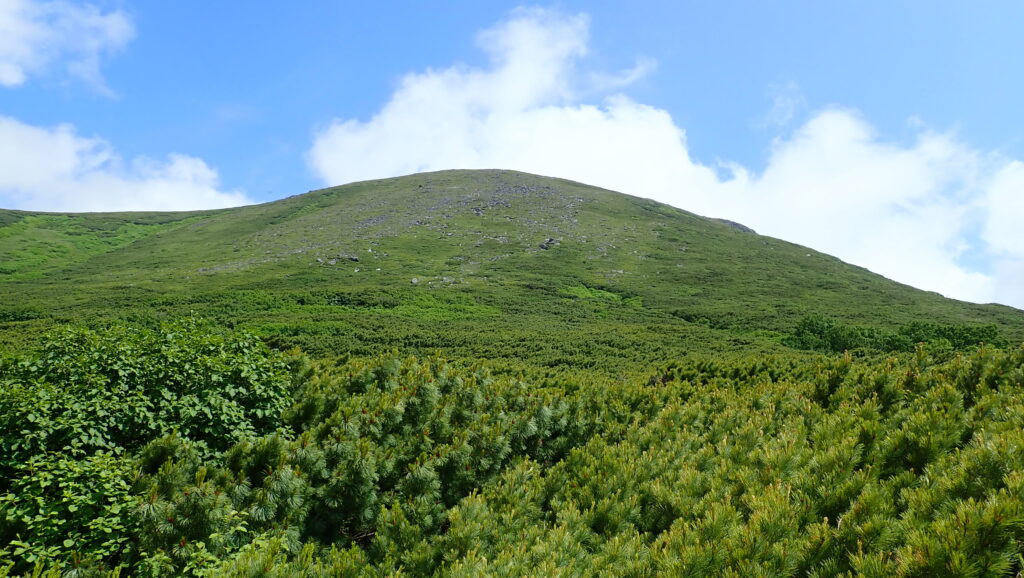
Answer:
xmin=1 ymin=1 xmax=1023 ymax=308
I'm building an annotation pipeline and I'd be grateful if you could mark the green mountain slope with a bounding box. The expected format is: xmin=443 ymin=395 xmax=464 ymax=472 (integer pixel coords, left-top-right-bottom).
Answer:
xmin=4 ymin=169 xmax=1024 ymax=575
xmin=1 ymin=169 xmax=1020 ymax=364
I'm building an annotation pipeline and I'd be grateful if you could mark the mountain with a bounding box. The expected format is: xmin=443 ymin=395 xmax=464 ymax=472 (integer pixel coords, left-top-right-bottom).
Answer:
xmin=1 ymin=169 xmax=1020 ymax=366
xmin=5 ymin=169 xmax=1024 ymax=575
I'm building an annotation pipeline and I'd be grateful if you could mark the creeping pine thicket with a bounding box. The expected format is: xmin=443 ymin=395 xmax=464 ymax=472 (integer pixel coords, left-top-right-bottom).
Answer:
xmin=2 ymin=321 xmax=1024 ymax=576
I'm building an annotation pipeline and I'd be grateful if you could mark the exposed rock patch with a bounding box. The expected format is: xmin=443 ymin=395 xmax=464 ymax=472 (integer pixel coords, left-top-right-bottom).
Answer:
xmin=714 ymin=219 xmax=756 ymax=234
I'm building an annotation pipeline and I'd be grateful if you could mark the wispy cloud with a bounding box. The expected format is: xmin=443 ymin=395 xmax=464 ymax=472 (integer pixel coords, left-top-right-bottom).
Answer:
xmin=0 ymin=0 xmax=133 ymax=93
xmin=307 ymin=8 xmax=1024 ymax=308
xmin=0 ymin=116 xmax=252 ymax=211
xmin=589 ymin=56 xmax=657 ymax=92
xmin=760 ymin=81 xmax=806 ymax=128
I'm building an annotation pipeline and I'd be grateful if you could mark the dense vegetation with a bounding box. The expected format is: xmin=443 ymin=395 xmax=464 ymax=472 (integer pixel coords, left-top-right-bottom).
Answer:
xmin=1 ymin=170 xmax=1023 ymax=575
xmin=2 ymin=321 xmax=1023 ymax=575
xmin=785 ymin=315 xmax=1005 ymax=354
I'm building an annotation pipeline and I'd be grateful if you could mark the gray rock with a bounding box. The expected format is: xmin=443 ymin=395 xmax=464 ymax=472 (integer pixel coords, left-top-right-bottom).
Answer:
xmin=714 ymin=219 xmax=756 ymax=234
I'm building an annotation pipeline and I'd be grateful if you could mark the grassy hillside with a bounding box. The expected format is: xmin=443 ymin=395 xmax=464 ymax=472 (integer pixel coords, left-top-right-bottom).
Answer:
xmin=0 ymin=210 xmax=213 ymax=280
xmin=1 ymin=169 xmax=1020 ymax=367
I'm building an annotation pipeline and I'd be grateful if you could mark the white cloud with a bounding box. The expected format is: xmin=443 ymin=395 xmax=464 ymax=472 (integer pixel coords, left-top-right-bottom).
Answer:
xmin=982 ymin=162 xmax=1024 ymax=307
xmin=0 ymin=0 xmax=133 ymax=91
xmin=0 ymin=116 xmax=253 ymax=211
xmin=308 ymin=9 xmax=1024 ymax=309
xmin=983 ymin=161 xmax=1024 ymax=257
xmin=709 ymin=110 xmax=996 ymax=302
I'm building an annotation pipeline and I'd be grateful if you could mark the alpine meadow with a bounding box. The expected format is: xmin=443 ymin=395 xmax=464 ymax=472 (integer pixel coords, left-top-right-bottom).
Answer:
xmin=3 ymin=169 xmax=1024 ymax=577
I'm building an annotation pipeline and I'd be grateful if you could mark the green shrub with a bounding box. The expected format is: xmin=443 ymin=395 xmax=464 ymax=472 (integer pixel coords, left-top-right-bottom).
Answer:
xmin=0 ymin=319 xmax=294 ymax=572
